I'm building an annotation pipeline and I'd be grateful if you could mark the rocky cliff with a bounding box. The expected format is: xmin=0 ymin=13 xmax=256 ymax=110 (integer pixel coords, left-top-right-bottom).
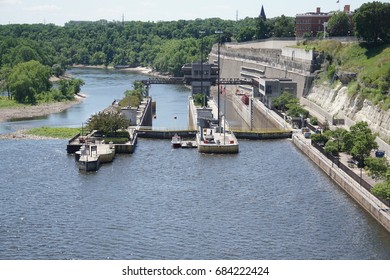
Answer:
xmin=306 ymin=83 xmax=390 ymax=140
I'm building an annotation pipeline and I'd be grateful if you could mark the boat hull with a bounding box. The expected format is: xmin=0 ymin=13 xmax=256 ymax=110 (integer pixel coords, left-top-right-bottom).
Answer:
xmin=172 ymin=143 xmax=182 ymax=148
xmin=78 ymin=157 xmax=100 ymax=171
xmin=197 ymin=142 xmax=239 ymax=154
xmin=196 ymin=131 xmax=239 ymax=154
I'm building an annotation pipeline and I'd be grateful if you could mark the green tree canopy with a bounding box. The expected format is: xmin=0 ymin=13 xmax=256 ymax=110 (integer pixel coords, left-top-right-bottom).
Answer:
xmin=344 ymin=121 xmax=378 ymax=165
xmin=8 ymin=60 xmax=51 ymax=104
xmin=87 ymin=111 xmax=130 ymax=134
xmin=272 ymin=91 xmax=298 ymax=111
xmin=268 ymin=15 xmax=295 ymax=37
xmin=56 ymin=78 xmax=85 ymax=101
xmin=119 ymin=81 xmax=147 ymax=107
xmin=354 ymin=1 xmax=390 ymax=43
xmin=371 ymin=181 xmax=390 ymax=203
xmin=328 ymin=12 xmax=351 ymax=37
xmin=365 ymin=157 xmax=390 ymax=180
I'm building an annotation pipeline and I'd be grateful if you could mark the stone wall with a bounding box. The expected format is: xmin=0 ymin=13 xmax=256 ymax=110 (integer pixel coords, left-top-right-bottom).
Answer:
xmin=306 ymin=83 xmax=390 ymax=141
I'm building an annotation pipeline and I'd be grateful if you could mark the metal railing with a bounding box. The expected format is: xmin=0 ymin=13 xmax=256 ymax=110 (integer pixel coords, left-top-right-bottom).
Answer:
xmin=311 ymin=140 xmax=390 ymax=207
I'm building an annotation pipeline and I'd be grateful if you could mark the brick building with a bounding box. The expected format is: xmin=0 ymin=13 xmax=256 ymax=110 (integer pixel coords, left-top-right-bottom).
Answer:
xmin=296 ymin=5 xmax=353 ymax=37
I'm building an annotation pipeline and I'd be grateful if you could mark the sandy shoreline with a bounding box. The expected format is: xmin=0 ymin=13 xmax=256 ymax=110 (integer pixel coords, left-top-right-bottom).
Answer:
xmin=0 ymin=98 xmax=83 ymax=123
xmin=72 ymin=64 xmax=166 ymax=77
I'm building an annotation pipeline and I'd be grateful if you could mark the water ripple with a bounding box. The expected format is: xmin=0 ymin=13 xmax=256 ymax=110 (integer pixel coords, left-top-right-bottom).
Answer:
xmin=0 ymin=139 xmax=390 ymax=260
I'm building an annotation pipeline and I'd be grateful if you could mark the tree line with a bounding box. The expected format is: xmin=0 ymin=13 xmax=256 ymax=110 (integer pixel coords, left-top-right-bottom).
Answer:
xmin=0 ymin=16 xmax=296 ymax=75
xmin=1 ymin=1 xmax=389 ymax=104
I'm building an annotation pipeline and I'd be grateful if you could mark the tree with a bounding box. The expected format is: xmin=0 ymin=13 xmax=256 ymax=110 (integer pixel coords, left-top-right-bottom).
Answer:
xmin=327 ymin=12 xmax=351 ymax=37
xmin=365 ymin=157 xmax=389 ymax=180
xmin=8 ymin=60 xmax=51 ymax=104
xmin=193 ymin=93 xmax=207 ymax=107
xmin=311 ymin=133 xmax=330 ymax=146
xmin=51 ymin=64 xmax=65 ymax=77
xmin=255 ymin=18 xmax=269 ymax=39
xmin=236 ymin=26 xmax=256 ymax=42
xmin=0 ymin=66 xmax=12 ymax=98
xmin=87 ymin=111 xmax=130 ymax=135
xmin=371 ymin=181 xmax=390 ymax=204
xmin=324 ymin=140 xmax=339 ymax=156
xmin=331 ymin=128 xmax=348 ymax=152
xmin=91 ymin=52 xmax=106 ymax=66
xmin=119 ymin=81 xmax=146 ymax=107
xmin=269 ymin=15 xmax=295 ymax=37
xmin=344 ymin=122 xmax=378 ymax=166
xmin=272 ymin=92 xmax=298 ymax=111
xmin=286 ymin=103 xmax=309 ymax=118
xmin=57 ymin=78 xmax=84 ymax=101
xmin=354 ymin=1 xmax=390 ymax=43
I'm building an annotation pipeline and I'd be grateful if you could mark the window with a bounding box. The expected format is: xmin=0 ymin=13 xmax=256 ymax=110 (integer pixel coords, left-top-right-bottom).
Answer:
xmin=259 ymin=84 xmax=265 ymax=91
xmin=266 ymin=85 xmax=272 ymax=94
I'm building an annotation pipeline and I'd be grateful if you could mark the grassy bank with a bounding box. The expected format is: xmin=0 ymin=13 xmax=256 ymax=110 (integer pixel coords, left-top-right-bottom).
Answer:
xmin=0 ymin=96 xmax=29 ymax=108
xmin=298 ymin=40 xmax=390 ymax=109
xmin=26 ymin=127 xmax=81 ymax=139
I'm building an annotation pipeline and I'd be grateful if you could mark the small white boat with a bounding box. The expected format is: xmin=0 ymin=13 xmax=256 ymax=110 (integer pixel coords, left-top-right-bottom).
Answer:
xmin=171 ymin=133 xmax=182 ymax=148
xmin=181 ymin=140 xmax=197 ymax=149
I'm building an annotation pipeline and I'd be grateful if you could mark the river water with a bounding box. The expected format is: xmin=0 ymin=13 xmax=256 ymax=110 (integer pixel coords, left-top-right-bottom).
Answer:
xmin=1 ymin=68 xmax=390 ymax=260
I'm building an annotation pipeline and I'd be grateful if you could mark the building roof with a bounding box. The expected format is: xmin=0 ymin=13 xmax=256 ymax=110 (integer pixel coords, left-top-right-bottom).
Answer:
xmin=259 ymin=5 xmax=266 ymax=21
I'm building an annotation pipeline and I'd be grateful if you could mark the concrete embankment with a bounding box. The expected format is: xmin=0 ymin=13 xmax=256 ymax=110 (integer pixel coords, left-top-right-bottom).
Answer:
xmin=292 ymin=133 xmax=390 ymax=233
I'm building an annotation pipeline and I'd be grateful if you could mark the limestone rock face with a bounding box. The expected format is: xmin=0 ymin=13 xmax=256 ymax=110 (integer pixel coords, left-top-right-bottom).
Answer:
xmin=306 ymin=83 xmax=390 ymax=140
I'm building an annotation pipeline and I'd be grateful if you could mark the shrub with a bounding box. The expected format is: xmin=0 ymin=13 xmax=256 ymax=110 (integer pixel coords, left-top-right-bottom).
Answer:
xmin=106 ymin=130 xmax=130 ymax=139
xmin=311 ymin=133 xmax=329 ymax=145
xmin=324 ymin=140 xmax=339 ymax=156
xmin=103 ymin=137 xmax=129 ymax=144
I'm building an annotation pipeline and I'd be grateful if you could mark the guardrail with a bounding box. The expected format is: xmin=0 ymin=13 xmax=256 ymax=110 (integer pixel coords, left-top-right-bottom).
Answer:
xmin=311 ymin=140 xmax=390 ymax=207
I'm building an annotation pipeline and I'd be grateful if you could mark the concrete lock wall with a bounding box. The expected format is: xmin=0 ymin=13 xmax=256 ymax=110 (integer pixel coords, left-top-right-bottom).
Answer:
xmin=209 ymin=49 xmax=313 ymax=98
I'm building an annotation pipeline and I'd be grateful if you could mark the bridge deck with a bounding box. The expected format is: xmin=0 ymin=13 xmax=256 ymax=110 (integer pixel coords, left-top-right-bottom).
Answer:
xmin=140 ymin=77 xmax=256 ymax=86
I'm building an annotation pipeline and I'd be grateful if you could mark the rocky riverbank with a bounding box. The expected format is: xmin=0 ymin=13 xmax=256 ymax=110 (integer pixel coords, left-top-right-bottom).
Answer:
xmin=0 ymin=98 xmax=83 ymax=123
xmin=0 ymin=129 xmax=55 ymax=140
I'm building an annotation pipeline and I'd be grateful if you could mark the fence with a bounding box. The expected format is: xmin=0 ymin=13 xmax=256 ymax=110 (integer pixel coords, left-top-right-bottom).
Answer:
xmin=310 ymin=141 xmax=390 ymax=207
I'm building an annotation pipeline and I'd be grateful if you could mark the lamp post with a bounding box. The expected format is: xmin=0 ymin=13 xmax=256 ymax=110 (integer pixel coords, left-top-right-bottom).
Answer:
xmin=215 ymin=30 xmax=223 ymax=127
xmin=199 ymin=30 xmax=205 ymax=107
xmin=387 ymin=174 xmax=390 ymax=207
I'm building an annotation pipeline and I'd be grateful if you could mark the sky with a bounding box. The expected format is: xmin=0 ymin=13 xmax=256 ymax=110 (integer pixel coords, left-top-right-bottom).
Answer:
xmin=0 ymin=0 xmax=386 ymax=26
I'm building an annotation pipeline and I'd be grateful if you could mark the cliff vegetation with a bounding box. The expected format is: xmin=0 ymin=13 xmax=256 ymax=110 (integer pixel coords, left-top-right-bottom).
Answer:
xmin=302 ymin=40 xmax=390 ymax=110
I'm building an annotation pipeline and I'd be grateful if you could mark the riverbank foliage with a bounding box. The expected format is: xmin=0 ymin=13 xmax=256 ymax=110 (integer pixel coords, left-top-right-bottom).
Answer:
xmin=0 ymin=96 xmax=27 ymax=108
xmin=119 ymin=81 xmax=146 ymax=108
xmin=26 ymin=126 xmax=81 ymax=139
xmin=0 ymin=16 xmax=295 ymax=78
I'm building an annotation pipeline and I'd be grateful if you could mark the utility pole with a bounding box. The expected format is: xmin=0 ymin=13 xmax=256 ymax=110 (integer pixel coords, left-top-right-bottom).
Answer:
xmin=215 ymin=30 xmax=223 ymax=127
xmin=199 ymin=30 xmax=205 ymax=107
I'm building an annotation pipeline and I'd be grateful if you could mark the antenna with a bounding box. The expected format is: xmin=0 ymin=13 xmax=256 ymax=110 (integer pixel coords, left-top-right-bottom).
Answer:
xmin=122 ymin=13 xmax=124 ymax=26
xmin=236 ymin=10 xmax=238 ymax=21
